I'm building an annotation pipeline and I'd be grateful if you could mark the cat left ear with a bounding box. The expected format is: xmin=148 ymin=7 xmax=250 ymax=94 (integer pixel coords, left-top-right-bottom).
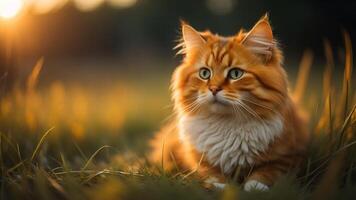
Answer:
xmin=242 ymin=15 xmax=275 ymax=61
xmin=180 ymin=22 xmax=206 ymax=54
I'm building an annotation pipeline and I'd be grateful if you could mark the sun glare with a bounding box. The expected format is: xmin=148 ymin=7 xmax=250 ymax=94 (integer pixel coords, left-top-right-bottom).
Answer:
xmin=108 ymin=0 xmax=137 ymax=8
xmin=74 ymin=0 xmax=105 ymax=12
xmin=0 ymin=0 xmax=23 ymax=19
xmin=31 ymin=0 xmax=68 ymax=14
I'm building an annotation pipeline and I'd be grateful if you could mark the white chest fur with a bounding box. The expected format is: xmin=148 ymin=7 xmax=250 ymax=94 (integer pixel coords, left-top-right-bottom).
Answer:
xmin=178 ymin=114 xmax=283 ymax=174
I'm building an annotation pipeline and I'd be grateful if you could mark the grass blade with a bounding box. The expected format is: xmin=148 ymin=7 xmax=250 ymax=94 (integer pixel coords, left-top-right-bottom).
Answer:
xmin=81 ymin=145 xmax=111 ymax=171
xmin=31 ymin=127 xmax=55 ymax=162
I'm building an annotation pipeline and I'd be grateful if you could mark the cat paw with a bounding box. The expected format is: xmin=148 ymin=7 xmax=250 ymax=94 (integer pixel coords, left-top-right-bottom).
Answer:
xmin=212 ymin=182 xmax=226 ymax=189
xmin=244 ymin=180 xmax=269 ymax=191
xmin=204 ymin=176 xmax=226 ymax=189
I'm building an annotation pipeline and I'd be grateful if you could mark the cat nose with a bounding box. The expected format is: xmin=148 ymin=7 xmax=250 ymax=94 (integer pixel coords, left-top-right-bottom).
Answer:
xmin=209 ymin=86 xmax=222 ymax=95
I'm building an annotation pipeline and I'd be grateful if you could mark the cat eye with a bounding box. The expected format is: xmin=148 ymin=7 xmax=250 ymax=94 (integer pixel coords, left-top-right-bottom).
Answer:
xmin=199 ymin=67 xmax=211 ymax=80
xmin=228 ymin=68 xmax=244 ymax=80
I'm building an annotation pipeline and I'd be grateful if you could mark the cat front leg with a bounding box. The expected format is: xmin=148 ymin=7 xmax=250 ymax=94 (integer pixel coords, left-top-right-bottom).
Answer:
xmin=243 ymin=156 xmax=299 ymax=191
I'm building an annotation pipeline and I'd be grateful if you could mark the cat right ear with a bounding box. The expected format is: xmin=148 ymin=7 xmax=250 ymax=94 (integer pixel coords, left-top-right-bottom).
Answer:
xmin=176 ymin=22 xmax=206 ymax=55
xmin=242 ymin=15 xmax=275 ymax=62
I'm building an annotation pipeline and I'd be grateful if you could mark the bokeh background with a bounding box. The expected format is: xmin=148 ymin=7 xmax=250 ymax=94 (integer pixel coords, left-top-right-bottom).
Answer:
xmin=2 ymin=0 xmax=356 ymax=77
xmin=2 ymin=0 xmax=356 ymax=64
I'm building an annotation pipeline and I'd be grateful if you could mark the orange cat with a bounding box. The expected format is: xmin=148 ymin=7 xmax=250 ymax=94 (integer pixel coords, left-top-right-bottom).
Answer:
xmin=150 ymin=15 xmax=309 ymax=191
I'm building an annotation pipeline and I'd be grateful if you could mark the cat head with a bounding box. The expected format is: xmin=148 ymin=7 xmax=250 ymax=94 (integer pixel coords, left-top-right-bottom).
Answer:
xmin=172 ymin=15 xmax=289 ymax=119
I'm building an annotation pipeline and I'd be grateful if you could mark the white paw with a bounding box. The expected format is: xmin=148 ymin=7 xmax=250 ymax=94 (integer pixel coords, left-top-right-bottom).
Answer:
xmin=205 ymin=177 xmax=226 ymax=189
xmin=212 ymin=182 xmax=226 ymax=189
xmin=244 ymin=180 xmax=269 ymax=191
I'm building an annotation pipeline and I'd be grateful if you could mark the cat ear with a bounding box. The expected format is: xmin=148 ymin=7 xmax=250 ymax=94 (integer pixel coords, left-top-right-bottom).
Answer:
xmin=178 ymin=23 xmax=206 ymax=54
xmin=242 ymin=15 xmax=275 ymax=61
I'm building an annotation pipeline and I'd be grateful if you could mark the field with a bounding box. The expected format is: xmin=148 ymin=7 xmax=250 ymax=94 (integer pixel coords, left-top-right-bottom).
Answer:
xmin=1 ymin=36 xmax=355 ymax=200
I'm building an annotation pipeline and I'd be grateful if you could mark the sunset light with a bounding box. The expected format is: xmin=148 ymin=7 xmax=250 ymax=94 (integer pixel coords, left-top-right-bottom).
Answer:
xmin=0 ymin=0 xmax=23 ymax=19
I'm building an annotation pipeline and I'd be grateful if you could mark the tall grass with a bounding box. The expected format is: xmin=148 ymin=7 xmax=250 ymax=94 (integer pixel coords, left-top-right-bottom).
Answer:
xmin=0 ymin=33 xmax=355 ymax=200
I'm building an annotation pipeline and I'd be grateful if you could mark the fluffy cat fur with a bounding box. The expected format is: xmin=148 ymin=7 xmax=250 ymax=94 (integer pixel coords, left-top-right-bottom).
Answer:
xmin=150 ymin=15 xmax=309 ymax=191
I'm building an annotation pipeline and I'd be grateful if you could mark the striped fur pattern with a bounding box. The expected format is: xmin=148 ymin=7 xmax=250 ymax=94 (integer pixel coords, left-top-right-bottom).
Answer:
xmin=150 ymin=15 xmax=309 ymax=191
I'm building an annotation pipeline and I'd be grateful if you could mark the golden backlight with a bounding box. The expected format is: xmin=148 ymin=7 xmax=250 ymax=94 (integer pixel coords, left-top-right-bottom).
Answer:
xmin=0 ymin=0 xmax=23 ymax=19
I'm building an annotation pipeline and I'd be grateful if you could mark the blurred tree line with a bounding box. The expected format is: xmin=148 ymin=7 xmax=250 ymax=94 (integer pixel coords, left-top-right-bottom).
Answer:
xmin=10 ymin=0 xmax=353 ymax=58
xmin=0 ymin=0 xmax=355 ymax=87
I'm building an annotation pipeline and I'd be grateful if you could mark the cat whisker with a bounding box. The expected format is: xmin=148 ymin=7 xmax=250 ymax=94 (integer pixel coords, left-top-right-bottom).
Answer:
xmin=232 ymin=103 xmax=249 ymax=121
xmin=239 ymin=101 xmax=263 ymax=120
xmin=181 ymin=100 xmax=202 ymax=114
xmin=223 ymin=93 xmax=273 ymax=112
xmin=235 ymin=100 xmax=267 ymax=127
xmin=235 ymin=101 xmax=256 ymax=119
xmin=224 ymin=97 xmax=249 ymax=121
xmin=240 ymin=98 xmax=274 ymax=111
